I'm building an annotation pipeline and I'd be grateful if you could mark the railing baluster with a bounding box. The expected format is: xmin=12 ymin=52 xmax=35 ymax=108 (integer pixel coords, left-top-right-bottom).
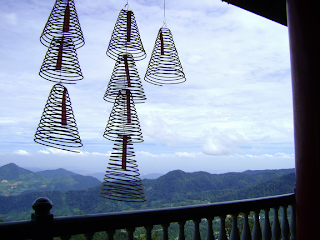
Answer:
xmin=178 ymin=221 xmax=186 ymax=240
xmin=145 ymin=225 xmax=153 ymax=240
xmin=272 ymin=206 xmax=281 ymax=240
xmin=126 ymin=227 xmax=135 ymax=240
xmin=84 ymin=232 xmax=94 ymax=240
xmin=161 ymin=223 xmax=170 ymax=240
xmin=290 ymin=204 xmax=297 ymax=240
xmin=193 ymin=219 xmax=201 ymax=240
xmin=206 ymin=217 xmax=215 ymax=240
xmin=218 ymin=215 xmax=227 ymax=240
xmin=263 ymin=208 xmax=271 ymax=240
xmin=107 ymin=230 xmax=115 ymax=240
xmin=241 ymin=212 xmax=251 ymax=240
xmin=230 ymin=213 xmax=240 ymax=240
xmin=252 ymin=210 xmax=262 ymax=240
xmin=281 ymin=205 xmax=290 ymax=240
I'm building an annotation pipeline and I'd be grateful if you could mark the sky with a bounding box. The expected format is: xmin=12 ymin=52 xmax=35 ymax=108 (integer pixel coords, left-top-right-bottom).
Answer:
xmin=0 ymin=0 xmax=295 ymax=176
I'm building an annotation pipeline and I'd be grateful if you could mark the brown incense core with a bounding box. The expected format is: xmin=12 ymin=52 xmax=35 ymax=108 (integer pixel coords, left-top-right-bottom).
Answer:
xmin=127 ymin=11 xmax=131 ymax=42
xmin=126 ymin=89 xmax=131 ymax=124
xmin=123 ymin=55 xmax=131 ymax=87
xmin=160 ymin=31 xmax=164 ymax=55
xmin=122 ymin=135 xmax=127 ymax=170
xmin=63 ymin=1 xmax=70 ymax=32
xmin=56 ymin=37 xmax=64 ymax=70
xmin=62 ymin=88 xmax=67 ymax=125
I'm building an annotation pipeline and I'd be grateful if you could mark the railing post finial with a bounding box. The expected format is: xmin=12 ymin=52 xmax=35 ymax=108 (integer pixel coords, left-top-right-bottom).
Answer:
xmin=31 ymin=197 xmax=54 ymax=240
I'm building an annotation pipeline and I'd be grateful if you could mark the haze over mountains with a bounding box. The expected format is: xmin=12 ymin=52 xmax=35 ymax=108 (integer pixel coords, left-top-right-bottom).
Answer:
xmin=0 ymin=163 xmax=295 ymax=222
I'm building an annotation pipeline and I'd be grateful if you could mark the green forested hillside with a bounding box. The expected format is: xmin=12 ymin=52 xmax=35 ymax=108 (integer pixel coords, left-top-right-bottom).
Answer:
xmin=142 ymin=169 xmax=295 ymax=204
xmin=0 ymin=168 xmax=295 ymax=222
xmin=0 ymin=163 xmax=101 ymax=196
xmin=36 ymin=168 xmax=77 ymax=178
xmin=0 ymin=163 xmax=35 ymax=180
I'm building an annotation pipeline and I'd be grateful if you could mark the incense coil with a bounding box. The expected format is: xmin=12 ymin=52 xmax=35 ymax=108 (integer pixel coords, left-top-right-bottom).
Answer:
xmin=144 ymin=27 xmax=186 ymax=85
xmin=104 ymin=54 xmax=146 ymax=103
xmin=34 ymin=83 xmax=82 ymax=152
xmin=40 ymin=0 xmax=85 ymax=49
xmin=39 ymin=36 xmax=83 ymax=84
xmin=103 ymin=90 xmax=143 ymax=143
xmin=100 ymin=139 xmax=146 ymax=202
xmin=106 ymin=9 xmax=146 ymax=61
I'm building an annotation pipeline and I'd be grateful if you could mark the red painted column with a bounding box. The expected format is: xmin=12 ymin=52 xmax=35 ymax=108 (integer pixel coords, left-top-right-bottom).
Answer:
xmin=287 ymin=0 xmax=320 ymax=238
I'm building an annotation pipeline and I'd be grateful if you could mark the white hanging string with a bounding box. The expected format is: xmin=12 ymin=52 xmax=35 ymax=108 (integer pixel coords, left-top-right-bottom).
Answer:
xmin=163 ymin=0 xmax=167 ymax=27
xmin=124 ymin=0 xmax=129 ymax=10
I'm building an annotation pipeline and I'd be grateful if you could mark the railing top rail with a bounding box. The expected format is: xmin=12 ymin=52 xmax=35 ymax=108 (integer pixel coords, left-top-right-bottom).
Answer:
xmin=0 ymin=193 xmax=295 ymax=239
xmin=53 ymin=193 xmax=295 ymax=235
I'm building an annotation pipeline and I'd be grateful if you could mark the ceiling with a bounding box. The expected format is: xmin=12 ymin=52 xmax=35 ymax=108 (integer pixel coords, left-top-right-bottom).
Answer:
xmin=222 ymin=0 xmax=287 ymax=26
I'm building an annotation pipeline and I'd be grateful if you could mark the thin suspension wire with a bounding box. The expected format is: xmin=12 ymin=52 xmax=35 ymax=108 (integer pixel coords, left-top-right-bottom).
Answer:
xmin=163 ymin=0 xmax=167 ymax=27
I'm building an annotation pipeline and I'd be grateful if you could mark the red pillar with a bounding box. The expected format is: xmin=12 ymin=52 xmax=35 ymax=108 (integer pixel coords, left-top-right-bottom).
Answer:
xmin=287 ymin=1 xmax=320 ymax=238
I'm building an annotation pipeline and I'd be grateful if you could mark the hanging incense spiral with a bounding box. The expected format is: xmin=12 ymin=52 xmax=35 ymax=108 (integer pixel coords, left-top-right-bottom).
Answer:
xmin=100 ymin=138 xmax=146 ymax=202
xmin=35 ymin=0 xmax=84 ymax=153
xmin=40 ymin=0 xmax=85 ymax=49
xmin=144 ymin=27 xmax=186 ymax=85
xmin=106 ymin=9 xmax=146 ymax=61
xmin=34 ymin=83 xmax=82 ymax=152
xmin=104 ymin=53 xmax=146 ymax=103
xmin=39 ymin=36 xmax=83 ymax=84
xmin=102 ymin=5 xmax=146 ymax=202
xmin=103 ymin=90 xmax=143 ymax=143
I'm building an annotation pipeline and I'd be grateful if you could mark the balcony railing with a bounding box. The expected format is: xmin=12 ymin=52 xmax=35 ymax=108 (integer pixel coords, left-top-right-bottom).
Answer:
xmin=0 ymin=193 xmax=296 ymax=240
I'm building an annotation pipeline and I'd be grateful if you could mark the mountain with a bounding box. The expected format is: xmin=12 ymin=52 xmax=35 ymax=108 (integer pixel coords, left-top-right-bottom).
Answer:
xmin=214 ymin=173 xmax=296 ymax=202
xmin=141 ymin=169 xmax=295 ymax=203
xmin=243 ymin=168 xmax=295 ymax=176
xmin=141 ymin=173 xmax=163 ymax=180
xmin=0 ymin=168 xmax=296 ymax=222
xmin=36 ymin=168 xmax=77 ymax=178
xmin=0 ymin=163 xmax=35 ymax=181
xmin=87 ymin=172 xmax=164 ymax=182
xmin=0 ymin=163 xmax=101 ymax=196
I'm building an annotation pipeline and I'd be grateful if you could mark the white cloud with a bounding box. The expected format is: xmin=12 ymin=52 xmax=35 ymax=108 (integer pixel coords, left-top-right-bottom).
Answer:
xmin=175 ymin=152 xmax=198 ymax=157
xmin=14 ymin=150 xmax=31 ymax=156
xmin=37 ymin=148 xmax=112 ymax=156
xmin=46 ymin=148 xmax=86 ymax=155
xmin=202 ymin=128 xmax=249 ymax=156
xmin=38 ymin=150 xmax=50 ymax=154
xmin=137 ymin=150 xmax=202 ymax=158
xmin=0 ymin=0 xmax=295 ymax=172
xmin=92 ymin=151 xmax=111 ymax=156
xmin=137 ymin=151 xmax=169 ymax=157
xmin=140 ymin=114 xmax=179 ymax=146
xmin=238 ymin=153 xmax=294 ymax=159
xmin=274 ymin=152 xmax=294 ymax=159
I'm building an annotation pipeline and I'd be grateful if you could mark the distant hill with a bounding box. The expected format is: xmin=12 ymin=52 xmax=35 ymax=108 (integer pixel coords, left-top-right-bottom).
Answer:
xmin=0 ymin=163 xmax=35 ymax=181
xmin=141 ymin=173 xmax=163 ymax=180
xmin=243 ymin=168 xmax=295 ymax=176
xmin=0 ymin=163 xmax=101 ymax=196
xmin=142 ymin=169 xmax=295 ymax=203
xmin=86 ymin=172 xmax=164 ymax=182
xmin=0 ymin=168 xmax=295 ymax=222
xmin=214 ymin=173 xmax=296 ymax=202
xmin=36 ymin=168 xmax=77 ymax=178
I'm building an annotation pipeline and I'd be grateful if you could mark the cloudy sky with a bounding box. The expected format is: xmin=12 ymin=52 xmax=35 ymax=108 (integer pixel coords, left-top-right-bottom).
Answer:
xmin=0 ymin=0 xmax=294 ymax=176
